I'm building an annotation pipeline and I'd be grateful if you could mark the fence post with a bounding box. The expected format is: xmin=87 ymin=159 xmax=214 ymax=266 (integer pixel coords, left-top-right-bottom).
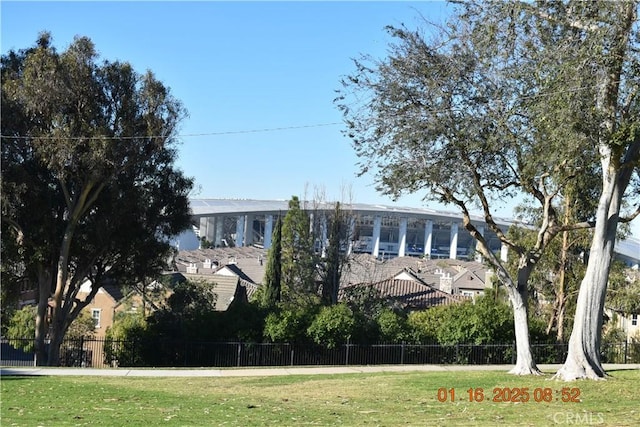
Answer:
xmin=511 ymin=341 xmax=516 ymax=364
xmin=290 ymin=344 xmax=294 ymax=366
xmin=624 ymin=340 xmax=628 ymax=364
xmin=237 ymin=342 xmax=242 ymax=367
xmin=80 ymin=336 xmax=85 ymax=367
xmin=455 ymin=343 xmax=459 ymax=364
xmin=345 ymin=339 xmax=350 ymax=366
xmin=401 ymin=342 xmax=405 ymax=365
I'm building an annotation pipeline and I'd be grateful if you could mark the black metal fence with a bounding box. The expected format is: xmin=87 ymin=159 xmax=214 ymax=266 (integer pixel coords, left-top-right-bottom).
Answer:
xmin=2 ymin=338 xmax=639 ymax=369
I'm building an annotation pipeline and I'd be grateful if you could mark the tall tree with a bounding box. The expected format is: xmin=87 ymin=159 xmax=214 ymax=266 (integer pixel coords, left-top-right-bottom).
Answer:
xmin=319 ymin=201 xmax=353 ymax=305
xmin=261 ymin=216 xmax=283 ymax=308
xmin=337 ymin=23 xmax=542 ymax=372
xmin=334 ymin=1 xmax=628 ymax=375
xmin=281 ymin=196 xmax=317 ymax=302
xmin=1 ymin=33 xmax=193 ymax=365
xmin=549 ymin=1 xmax=640 ymax=380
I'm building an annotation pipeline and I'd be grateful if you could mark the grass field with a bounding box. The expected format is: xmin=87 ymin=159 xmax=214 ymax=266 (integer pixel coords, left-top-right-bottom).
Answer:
xmin=1 ymin=369 xmax=639 ymax=426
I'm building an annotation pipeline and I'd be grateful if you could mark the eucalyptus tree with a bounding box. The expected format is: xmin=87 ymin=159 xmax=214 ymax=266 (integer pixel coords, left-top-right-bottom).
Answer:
xmin=545 ymin=1 xmax=640 ymax=381
xmin=1 ymin=33 xmax=193 ymax=365
xmin=338 ymin=0 xmax=639 ymax=378
xmin=497 ymin=0 xmax=639 ymax=380
xmin=335 ymin=2 xmax=609 ymax=374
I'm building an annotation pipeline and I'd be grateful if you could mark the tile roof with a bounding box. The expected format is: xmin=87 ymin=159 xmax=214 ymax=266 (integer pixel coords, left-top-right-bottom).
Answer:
xmin=339 ymin=279 xmax=465 ymax=311
xmin=340 ymin=254 xmax=490 ymax=294
xmin=181 ymin=274 xmax=241 ymax=311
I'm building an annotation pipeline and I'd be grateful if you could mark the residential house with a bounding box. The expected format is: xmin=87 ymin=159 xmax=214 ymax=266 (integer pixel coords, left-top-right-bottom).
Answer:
xmin=339 ymin=269 xmax=466 ymax=311
xmin=340 ymin=254 xmax=492 ymax=297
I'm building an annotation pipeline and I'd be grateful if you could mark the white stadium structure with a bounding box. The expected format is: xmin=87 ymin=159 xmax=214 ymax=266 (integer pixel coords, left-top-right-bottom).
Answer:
xmin=175 ymin=199 xmax=640 ymax=269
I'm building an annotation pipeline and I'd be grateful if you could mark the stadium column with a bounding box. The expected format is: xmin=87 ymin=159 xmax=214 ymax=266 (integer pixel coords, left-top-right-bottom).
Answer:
xmin=215 ymin=216 xmax=224 ymax=247
xmin=475 ymin=225 xmax=485 ymax=262
xmin=423 ymin=220 xmax=433 ymax=258
xmin=449 ymin=222 xmax=459 ymax=260
xmin=206 ymin=217 xmax=216 ymax=243
xmin=244 ymin=214 xmax=254 ymax=246
xmin=398 ymin=217 xmax=408 ymax=257
xmin=198 ymin=217 xmax=207 ymax=247
xmin=235 ymin=215 xmax=245 ymax=247
xmin=372 ymin=215 xmax=382 ymax=257
xmin=264 ymin=215 xmax=273 ymax=249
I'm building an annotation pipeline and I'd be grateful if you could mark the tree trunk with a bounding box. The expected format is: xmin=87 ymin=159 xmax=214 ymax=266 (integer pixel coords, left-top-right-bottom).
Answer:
xmin=47 ymin=221 xmax=77 ymax=366
xmin=507 ymin=260 xmax=542 ymax=375
xmin=557 ymin=295 xmax=566 ymax=343
xmin=47 ymin=317 xmax=65 ymax=366
xmin=554 ymin=1 xmax=637 ymax=381
xmin=553 ymin=187 xmax=620 ymax=380
xmin=554 ymin=146 xmax=627 ymax=380
xmin=34 ymin=269 xmax=51 ymax=366
xmin=555 ymin=219 xmax=570 ymax=343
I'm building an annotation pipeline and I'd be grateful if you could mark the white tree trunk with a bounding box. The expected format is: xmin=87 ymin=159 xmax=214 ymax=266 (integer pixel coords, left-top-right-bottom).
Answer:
xmin=554 ymin=174 xmax=622 ymax=380
xmin=554 ymin=1 xmax=637 ymax=381
xmin=507 ymin=284 xmax=541 ymax=375
xmin=553 ymin=238 xmax=613 ymax=380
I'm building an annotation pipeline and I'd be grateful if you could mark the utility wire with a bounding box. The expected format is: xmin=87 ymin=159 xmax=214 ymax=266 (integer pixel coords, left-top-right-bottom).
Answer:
xmin=0 ymin=79 xmax=628 ymax=141
xmin=0 ymin=122 xmax=343 ymax=141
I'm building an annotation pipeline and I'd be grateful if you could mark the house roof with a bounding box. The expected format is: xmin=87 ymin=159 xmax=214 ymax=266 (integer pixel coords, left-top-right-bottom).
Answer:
xmin=214 ymin=263 xmax=254 ymax=283
xmin=184 ymin=274 xmax=240 ymax=311
xmin=175 ymin=247 xmax=267 ymax=284
xmin=339 ymin=279 xmax=465 ymax=311
xmin=340 ymin=254 xmax=490 ymax=294
xmin=101 ymin=284 xmax=125 ymax=302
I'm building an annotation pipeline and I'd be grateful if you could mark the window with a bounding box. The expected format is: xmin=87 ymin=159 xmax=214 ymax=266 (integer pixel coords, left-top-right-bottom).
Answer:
xmin=91 ymin=309 xmax=101 ymax=328
xmin=632 ymin=314 xmax=638 ymax=326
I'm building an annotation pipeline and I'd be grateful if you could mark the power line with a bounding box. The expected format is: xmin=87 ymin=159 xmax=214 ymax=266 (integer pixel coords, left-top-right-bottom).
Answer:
xmin=0 ymin=80 xmax=626 ymax=141
xmin=0 ymin=122 xmax=343 ymax=141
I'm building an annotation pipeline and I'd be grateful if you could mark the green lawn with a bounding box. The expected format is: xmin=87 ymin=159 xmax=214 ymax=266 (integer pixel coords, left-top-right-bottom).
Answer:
xmin=1 ymin=369 xmax=638 ymax=426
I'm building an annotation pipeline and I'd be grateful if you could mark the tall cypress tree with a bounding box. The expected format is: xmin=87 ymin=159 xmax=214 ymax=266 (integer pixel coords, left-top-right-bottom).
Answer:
xmin=262 ymin=216 xmax=282 ymax=308
xmin=281 ymin=196 xmax=316 ymax=301
xmin=323 ymin=202 xmax=347 ymax=305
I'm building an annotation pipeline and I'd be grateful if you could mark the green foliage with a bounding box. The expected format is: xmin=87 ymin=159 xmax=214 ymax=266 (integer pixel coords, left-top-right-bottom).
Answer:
xmin=65 ymin=310 xmax=96 ymax=341
xmin=340 ymin=285 xmax=388 ymax=342
xmin=199 ymin=237 xmax=214 ymax=249
xmin=441 ymin=296 xmax=515 ymax=345
xmin=406 ymin=308 xmax=440 ymax=344
xmin=261 ymin=216 xmax=282 ymax=308
xmin=263 ymin=301 xmax=320 ymax=344
xmin=307 ymin=304 xmax=355 ymax=348
xmin=1 ymin=32 xmax=194 ymax=364
xmin=145 ymin=279 xmax=217 ymax=341
xmin=6 ymin=305 xmax=36 ymax=352
xmin=104 ymin=312 xmax=147 ymax=367
xmin=375 ymin=309 xmax=409 ymax=343
xmin=320 ymin=202 xmax=351 ymax=305
xmin=606 ymin=262 xmax=640 ymax=316
xmin=281 ymin=196 xmax=316 ymax=302
xmin=406 ymin=295 xmax=517 ymax=345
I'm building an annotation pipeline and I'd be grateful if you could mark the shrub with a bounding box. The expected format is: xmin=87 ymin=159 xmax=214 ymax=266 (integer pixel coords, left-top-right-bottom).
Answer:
xmin=307 ymin=304 xmax=355 ymax=348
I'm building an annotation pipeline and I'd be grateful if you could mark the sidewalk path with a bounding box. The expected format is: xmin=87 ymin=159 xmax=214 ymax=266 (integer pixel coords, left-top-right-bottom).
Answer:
xmin=2 ymin=364 xmax=639 ymax=378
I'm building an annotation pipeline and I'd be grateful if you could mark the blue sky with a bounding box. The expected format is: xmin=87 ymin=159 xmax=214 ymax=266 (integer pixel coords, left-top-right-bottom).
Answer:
xmin=2 ymin=2 xmax=638 ymax=238
xmin=2 ymin=1 xmax=458 ymax=207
